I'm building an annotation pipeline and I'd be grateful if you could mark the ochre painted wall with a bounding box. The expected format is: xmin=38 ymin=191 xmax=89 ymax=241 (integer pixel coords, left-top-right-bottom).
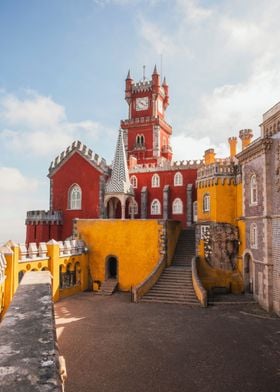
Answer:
xmin=76 ymin=219 xmax=163 ymax=291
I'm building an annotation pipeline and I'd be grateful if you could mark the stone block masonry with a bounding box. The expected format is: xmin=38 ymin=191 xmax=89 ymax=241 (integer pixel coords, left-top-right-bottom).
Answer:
xmin=0 ymin=271 xmax=63 ymax=391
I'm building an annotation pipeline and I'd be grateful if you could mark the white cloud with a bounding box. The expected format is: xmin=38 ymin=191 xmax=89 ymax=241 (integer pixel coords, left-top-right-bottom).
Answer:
xmin=1 ymin=92 xmax=66 ymax=129
xmin=176 ymin=0 xmax=213 ymax=23
xmin=0 ymin=91 xmax=108 ymax=156
xmin=0 ymin=167 xmax=38 ymax=192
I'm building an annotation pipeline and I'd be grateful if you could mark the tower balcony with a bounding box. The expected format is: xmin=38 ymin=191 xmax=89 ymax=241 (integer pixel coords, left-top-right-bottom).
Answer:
xmin=161 ymin=145 xmax=172 ymax=153
xmin=133 ymin=143 xmax=146 ymax=151
xmin=26 ymin=210 xmax=63 ymax=225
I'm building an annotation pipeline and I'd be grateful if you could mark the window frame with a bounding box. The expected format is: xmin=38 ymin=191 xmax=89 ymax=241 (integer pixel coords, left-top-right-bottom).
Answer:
xmin=250 ymin=174 xmax=258 ymax=206
xmin=203 ymin=193 xmax=210 ymax=212
xmin=69 ymin=184 xmax=82 ymax=210
xmin=250 ymin=223 xmax=258 ymax=249
xmin=151 ymin=199 xmax=161 ymax=215
xmin=151 ymin=173 xmax=160 ymax=188
xmin=130 ymin=175 xmax=138 ymax=189
xmin=174 ymin=172 xmax=183 ymax=186
xmin=172 ymin=198 xmax=183 ymax=214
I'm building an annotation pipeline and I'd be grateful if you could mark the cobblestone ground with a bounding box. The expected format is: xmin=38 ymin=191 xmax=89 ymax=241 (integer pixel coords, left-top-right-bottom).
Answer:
xmin=55 ymin=292 xmax=280 ymax=392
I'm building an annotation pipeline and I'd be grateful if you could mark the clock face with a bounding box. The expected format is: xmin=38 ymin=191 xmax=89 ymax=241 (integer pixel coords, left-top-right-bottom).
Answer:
xmin=136 ymin=96 xmax=149 ymax=111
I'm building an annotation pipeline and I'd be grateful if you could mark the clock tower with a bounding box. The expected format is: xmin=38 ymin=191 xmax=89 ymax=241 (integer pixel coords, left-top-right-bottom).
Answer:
xmin=121 ymin=66 xmax=172 ymax=165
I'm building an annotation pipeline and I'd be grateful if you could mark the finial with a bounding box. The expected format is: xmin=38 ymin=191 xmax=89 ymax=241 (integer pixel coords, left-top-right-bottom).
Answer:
xmin=162 ymin=76 xmax=167 ymax=86
xmin=153 ymin=64 xmax=158 ymax=75
xmin=126 ymin=69 xmax=131 ymax=80
xmin=143 ymin=65 xmax=146 ymax=81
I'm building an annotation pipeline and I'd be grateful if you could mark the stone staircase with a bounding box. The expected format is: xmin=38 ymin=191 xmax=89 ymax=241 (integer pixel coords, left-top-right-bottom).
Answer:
xmin=172 ymin=228 xmax=196 ymax=267
xmin=96 ymin=279 xmax=118 ymax=296
xmin=141 ymin=228 xmax=200 ymax=305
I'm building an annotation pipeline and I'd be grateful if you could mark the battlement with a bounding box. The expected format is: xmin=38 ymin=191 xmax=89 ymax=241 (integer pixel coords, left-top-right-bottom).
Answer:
xmin=131 ymin=80 xmax=152 ymax=93
xmin=26 ymin=210 xmax=63 ymax=224
xmin=197 ymin=159 xmax=235 ymax=180
xmin=129 ymin=158 xmax=202 ymax=173
xmin=19 ymin=239 xmax=86 ymax=261
xmin=48 ymin=140 xmax=108 ymax=176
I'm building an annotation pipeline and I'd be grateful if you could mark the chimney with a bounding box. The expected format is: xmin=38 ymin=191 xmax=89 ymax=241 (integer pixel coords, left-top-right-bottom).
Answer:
xmin=204 ymin=148 xmax=215 ymax=165
xmin=129 ymin=155 xmax=137 ymax=169
xmin=228 ymin=137 xmax=237 ymax=158
xmin=239 ymin=129 xmax=253 ymax=150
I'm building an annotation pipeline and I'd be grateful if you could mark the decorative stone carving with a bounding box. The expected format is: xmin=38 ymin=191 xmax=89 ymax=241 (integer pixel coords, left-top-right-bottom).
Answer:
xmin=203 ymin=223 xmax=239 ymax=271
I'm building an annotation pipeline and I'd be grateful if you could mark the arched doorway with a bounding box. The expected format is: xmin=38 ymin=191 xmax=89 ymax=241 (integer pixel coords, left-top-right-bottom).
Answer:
xmin=106 ymin=256 xmax=118 ymax=280
xmin=244 ymin=253 xmax=253 ymax=293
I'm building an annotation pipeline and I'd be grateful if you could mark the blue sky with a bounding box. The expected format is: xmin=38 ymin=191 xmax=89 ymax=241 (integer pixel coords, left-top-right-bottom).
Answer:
xmin=1 ymin=0 xmax=280 ymax=242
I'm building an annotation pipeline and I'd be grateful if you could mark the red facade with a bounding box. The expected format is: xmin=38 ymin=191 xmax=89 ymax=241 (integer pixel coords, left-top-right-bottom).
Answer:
xmin=25 ymin=68 xmax=198 ymax=243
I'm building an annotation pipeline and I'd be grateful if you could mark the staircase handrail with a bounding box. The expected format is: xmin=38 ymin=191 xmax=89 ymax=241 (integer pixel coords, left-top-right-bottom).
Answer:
xmin=132 ymin=256 xmax=165 ymax=303
xmin=192 ymin=256 xmax=207 ymax=307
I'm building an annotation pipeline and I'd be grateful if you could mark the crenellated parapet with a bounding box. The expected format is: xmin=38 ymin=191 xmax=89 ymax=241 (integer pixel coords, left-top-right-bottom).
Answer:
xmin=48 ymin=140 xmax=108 ymax=177
xmin=26 ymin=210 xmax=63 ymax=225
xmin=129 ymin=159 xmax=202 ymax=173
xmin=196 ymin=158 xmax=240 ymax=187
xmin=0 ymin=252 xmax=7 ymax=285
xmin=19 ymin=239 xmax=86 ymax=262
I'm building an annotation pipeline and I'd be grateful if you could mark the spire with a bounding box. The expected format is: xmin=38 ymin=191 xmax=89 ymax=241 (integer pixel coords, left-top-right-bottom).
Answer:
xmin=153 ymin=64 xmax=159 ymax=75
xmin=126 ymin=69 xmax=132 ymax=80
xmin=162 ymin=76 xmax=167 ymax=86
xmin=105 ymin=129 xmax=134 ymax=195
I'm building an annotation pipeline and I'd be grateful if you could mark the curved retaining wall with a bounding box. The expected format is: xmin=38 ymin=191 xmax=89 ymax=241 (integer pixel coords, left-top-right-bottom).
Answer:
xmin=192 ymin=256 xmax=207 ymax=307
xmin=132 ymin=256 xmax=165 ymax=302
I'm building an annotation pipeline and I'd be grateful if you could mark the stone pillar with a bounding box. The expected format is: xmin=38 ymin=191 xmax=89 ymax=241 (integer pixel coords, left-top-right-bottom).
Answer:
xmin=141 ymin=186 xmax=148 ymax=219
xmin=163 ymin=185 xmax=170 ymax=220
xmin=186 ymin=184 xmax=193 ymax=226
xmin=47 ymin=240 xmax=60 ymax=302
xmin=99 ymin=175 xmax=106 ymax=218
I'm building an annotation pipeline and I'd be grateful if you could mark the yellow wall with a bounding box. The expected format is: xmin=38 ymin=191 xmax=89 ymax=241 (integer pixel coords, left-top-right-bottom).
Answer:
xmin=0 ymin=241 xmax=89 ymax=320
xmin=76 ymin=219 xmax=164 ymax=291
xmin=197 ymin=181 xmax=237 ymax=224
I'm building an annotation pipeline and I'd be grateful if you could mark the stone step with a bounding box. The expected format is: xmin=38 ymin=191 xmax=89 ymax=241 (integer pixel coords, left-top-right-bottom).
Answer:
xmin=147 ymin=292 xmax=197 ymax=299
xmin=141 ymin=298 xmax=200 ymax=306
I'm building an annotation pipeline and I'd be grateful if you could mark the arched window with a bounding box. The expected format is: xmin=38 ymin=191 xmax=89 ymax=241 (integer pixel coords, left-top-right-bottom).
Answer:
xmin=172 ymin=198 xmax=183 ymax=214
xmin=250 ymin=223 xmax=258 ymax=249
xmin=69 ymin=184 xmax=82 ymax=210
xmin=203 ymin=193 xmax=210 ymax=212
xmin=174 ymin=172 xmax=183 ymax=186
xmin=136 ymin=134 xmax=145 ymax=147
xmin=250 ymin=174 xmax=257 ymax=205
xmin=129 ymin=200 xmax=138 ymax=216
xmin=130 ymin=175 xmax=138 ymax=188
xmin=152 ymin=174 xmax=160 ymax=188
xmin=151 ymin=199 xmax=161 ymax=215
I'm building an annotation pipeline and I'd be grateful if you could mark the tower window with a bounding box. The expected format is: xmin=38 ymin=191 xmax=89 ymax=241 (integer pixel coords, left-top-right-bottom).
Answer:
xmin=69 ymin=184 xmax=82 ymax=210
xmin=250 ymin=174 xmax=258 ymax=205
xmin=130 ymin=175 xmax=138 ymax=188
xmin=152 ymin=173 xmax=160 ymax=188
xmin=250 ymin=223 xmax=258 ymax=249
xmin=136 ymin=134 xmax=145 ymax=147
xmin=172 ymin=198 xmax=183 ymax=214
xmin=151 ymin=199 xmax=161 ymax=215
xmin=203 ymin=193 xmax=210 ymax=212
xmin=174 ymin=172 xmax=183 ymax=186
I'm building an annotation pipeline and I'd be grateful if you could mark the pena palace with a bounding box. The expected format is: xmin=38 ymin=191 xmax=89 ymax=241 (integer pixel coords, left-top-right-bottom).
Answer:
xmin=1 ymin=65 xmax=280 ymax=331
xmin=25 ymin=66 xmax=198 ymax=243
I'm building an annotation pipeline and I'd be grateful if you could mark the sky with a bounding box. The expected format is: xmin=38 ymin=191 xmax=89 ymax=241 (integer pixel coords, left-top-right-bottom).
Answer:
xmin=1 ymin=0 xmax=280 ymax=243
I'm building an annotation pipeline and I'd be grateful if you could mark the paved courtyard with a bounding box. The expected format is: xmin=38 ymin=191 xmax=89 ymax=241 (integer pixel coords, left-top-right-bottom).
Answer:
xmin=55 ymin=292 xmax=280 ymax=392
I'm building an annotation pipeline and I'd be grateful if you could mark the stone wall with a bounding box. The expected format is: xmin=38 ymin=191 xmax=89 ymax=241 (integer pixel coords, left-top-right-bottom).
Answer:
xmin=0 ymin=272 xmax=62 ymax=391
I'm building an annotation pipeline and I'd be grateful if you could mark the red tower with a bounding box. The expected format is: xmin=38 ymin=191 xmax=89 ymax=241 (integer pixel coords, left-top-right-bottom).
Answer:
xmin=121 ymin=66 xmax=172 ymax=165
